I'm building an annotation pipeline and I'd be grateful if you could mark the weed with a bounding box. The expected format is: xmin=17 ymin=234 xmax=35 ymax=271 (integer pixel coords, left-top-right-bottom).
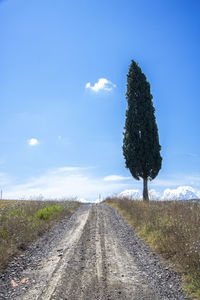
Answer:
xmin=0 ymin=200 xmax=80 ymax=272
xmin=105 ymin=197 xmax=200 ymax=299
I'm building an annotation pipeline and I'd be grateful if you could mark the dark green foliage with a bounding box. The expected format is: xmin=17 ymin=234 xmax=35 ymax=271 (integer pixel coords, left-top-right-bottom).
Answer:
xmin=123 ymin=60 xmax=162 ymax=199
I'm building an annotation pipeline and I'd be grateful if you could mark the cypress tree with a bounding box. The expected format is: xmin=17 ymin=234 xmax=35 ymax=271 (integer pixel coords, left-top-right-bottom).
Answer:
xmin=123 ymin=60 xmax=162 ymax=201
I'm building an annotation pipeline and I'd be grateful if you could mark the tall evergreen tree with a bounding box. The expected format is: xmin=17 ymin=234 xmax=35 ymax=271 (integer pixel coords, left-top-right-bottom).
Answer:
xmin=123 ymin=60 xmax=162 ymax=201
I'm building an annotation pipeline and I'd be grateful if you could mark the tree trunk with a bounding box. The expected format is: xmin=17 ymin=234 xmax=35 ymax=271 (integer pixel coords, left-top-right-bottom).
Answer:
xmin=143 ymin=178 xmax=149 ymax=201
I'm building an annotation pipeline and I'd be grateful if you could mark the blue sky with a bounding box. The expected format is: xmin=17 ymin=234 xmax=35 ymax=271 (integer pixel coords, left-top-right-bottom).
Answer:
xmin=0 ymin=0 xmax=200 ymax=201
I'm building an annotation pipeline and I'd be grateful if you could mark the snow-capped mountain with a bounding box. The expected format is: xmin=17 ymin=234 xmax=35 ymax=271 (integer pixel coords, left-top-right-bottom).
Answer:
xmin=119 ymin=186 xmax=200 ymax=201
xmin=77 ymin=197 xmax=89 ymax=203
xmin=148 ymin=189 xmax=161 ymax=200
xmin=162 ymin=186 xmax=199 ymax=200
xmin=119 ymin=189 xmax=142 ymax=199
xmin=119 ymin=189 xmax=160 ymax=200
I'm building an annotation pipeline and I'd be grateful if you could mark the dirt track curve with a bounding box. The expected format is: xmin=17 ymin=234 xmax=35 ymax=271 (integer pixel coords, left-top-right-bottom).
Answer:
xmin=0 ymin=204 xmax=190 ymax=300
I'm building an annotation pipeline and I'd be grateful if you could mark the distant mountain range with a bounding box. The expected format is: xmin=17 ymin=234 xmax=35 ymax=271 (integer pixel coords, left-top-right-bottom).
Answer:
xmin=162 ymin=186 xmax=200 ymax=200
xmin=119 ymin=186 xmax=200 ymax=201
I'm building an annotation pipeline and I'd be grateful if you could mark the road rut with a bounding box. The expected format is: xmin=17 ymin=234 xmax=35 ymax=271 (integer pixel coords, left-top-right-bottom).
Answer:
xmin=0 ymin=204 xmax=189 ymax=299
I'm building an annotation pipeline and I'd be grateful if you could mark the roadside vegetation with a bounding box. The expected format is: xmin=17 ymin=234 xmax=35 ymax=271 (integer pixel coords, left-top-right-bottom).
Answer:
xmin=105 ymin=197 xmax=200 ymax=299
xmin=0 ymin=199 xmax=80 ymax=272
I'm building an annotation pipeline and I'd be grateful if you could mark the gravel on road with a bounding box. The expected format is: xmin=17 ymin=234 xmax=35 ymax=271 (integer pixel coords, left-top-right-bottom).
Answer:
xmin=0 ymin=204 xmax=190 ymax=300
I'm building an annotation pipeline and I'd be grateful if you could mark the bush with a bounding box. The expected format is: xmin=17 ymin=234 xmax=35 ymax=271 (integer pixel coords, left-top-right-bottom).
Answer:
xmin=34 ymin=205 xmax=64 ymax=220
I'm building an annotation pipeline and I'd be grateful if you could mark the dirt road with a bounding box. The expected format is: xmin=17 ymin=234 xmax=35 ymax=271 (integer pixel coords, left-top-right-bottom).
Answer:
xmin=0 ymin=204 xmax=189 ymax=299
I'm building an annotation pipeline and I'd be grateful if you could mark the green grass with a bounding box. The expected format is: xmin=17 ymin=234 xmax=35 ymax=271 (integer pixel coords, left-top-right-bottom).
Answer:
xmin=0 ymin=199 xmax=81 ymax=272
xmin=105 ymin=197 xmax=200 ymax=300
xmin=34 ymin=205 xmax=64 ymax=220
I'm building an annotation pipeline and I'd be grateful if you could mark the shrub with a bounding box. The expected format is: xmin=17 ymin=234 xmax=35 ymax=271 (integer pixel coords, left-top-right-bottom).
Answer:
xmin=34 ymin=205 xmax=63 ymax=220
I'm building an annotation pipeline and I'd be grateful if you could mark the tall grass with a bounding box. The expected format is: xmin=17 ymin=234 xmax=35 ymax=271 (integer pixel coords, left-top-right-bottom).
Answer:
xmin=0 ymin=200 xmax=80 ymax=272
xmin=105 ymin=197 xmax=200 ymax=299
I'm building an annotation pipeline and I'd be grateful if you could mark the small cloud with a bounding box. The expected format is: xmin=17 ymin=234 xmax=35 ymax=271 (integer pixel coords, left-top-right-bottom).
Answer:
xmin=85 ymin=82 xmax=91 ymax=89
xmin=85 ymin=78 xmax=116 ymax=92
xmin=28 ymin=138 xmax=39 ymax=146
xmin=58 ymin=136 xmax=62 ymax=140
xmin=51 ymin=167 xmax=83 ymax=174
xmin=104 ymin=175 xmax=131 ymax=181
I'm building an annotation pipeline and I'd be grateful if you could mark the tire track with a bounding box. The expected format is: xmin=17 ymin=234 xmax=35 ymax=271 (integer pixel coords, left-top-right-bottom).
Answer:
xmin=2 ymin=204 xmax=189 ymax=300
xmin=16 ymin=207 xmax=90 ymax=300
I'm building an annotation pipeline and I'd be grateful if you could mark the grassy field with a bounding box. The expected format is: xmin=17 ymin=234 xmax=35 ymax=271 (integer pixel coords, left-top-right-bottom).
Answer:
xmin=105 ymin=197 xmax=200 ymax=299
xmin=0 ymin=199 xmax=80 ymax=272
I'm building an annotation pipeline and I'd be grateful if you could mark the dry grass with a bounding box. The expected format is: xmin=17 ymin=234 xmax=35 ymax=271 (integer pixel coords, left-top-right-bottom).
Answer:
xmin=105 ymin=197 xmax=200 ymax=299
xmin=0 ymin=199 xmax=80 ymax=272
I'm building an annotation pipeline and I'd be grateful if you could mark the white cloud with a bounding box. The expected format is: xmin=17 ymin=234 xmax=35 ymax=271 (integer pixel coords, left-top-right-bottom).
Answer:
xmin=28 ymin=138 xmax=39 ymax=146
xmin=50 ymin=167 xmax=83 ymax=174
xmin=3 ymin=167 xmax=129 ymax=202
xmin=85 ymin=82 xmax=91 ymax=89
xmin=4 ymin=166 xmax=200 ymax=203
xmin=85 ymin=78 xmax=116 ymax=92
xmin=104 ymin=175 xmax=131 ymax=181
